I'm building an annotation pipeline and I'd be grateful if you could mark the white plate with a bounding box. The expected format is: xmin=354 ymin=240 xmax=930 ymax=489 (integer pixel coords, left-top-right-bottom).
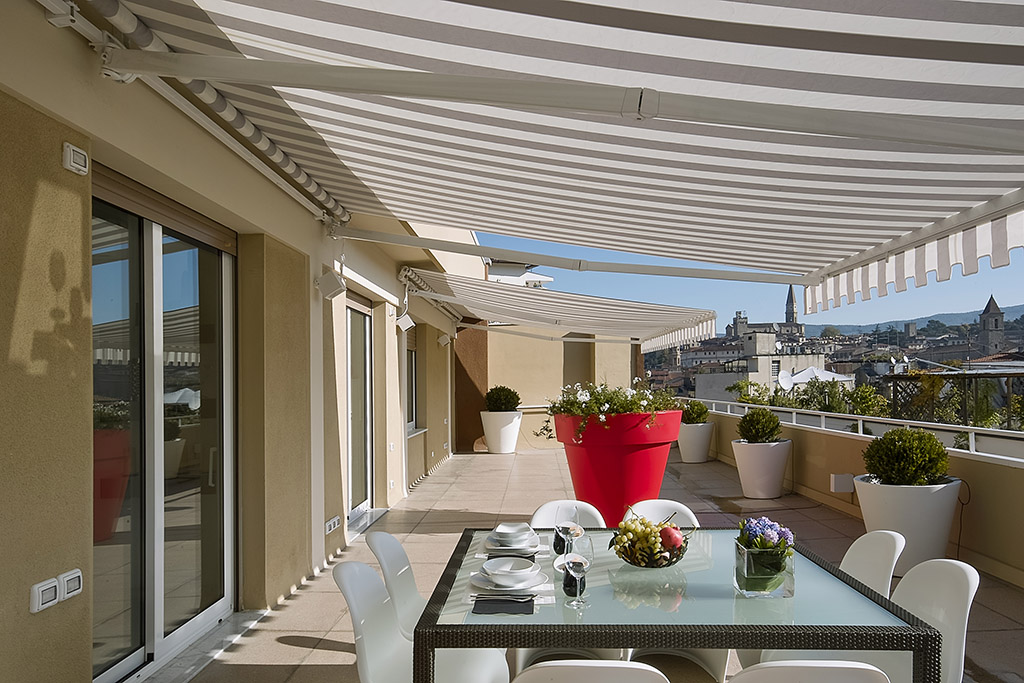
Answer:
xmin=482 ymin=557 xmax=540 ymax=577
xmin=485 ymin=532 xmax=541 ymax=552
xmin=493 ymin=522 xmax=533 ymax=537
xmin=470 ymin=571 xmax=549 ymax=591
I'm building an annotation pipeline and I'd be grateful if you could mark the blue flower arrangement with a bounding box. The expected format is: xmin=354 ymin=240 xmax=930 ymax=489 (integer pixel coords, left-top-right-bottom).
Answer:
xmin=737 ymin=516 xmax=795 ymax=553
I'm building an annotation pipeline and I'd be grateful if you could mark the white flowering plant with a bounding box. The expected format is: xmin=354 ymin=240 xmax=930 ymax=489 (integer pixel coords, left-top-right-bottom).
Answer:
xmin=534 ymin=376 xmax=679 ymax=439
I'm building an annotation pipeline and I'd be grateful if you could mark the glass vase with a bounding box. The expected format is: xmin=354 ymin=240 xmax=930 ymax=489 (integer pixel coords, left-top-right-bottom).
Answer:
xmin=734 ymin=541 xmax=794 ymax=598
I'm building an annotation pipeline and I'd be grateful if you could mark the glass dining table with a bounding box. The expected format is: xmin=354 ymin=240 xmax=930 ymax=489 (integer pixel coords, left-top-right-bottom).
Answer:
xmin=412 ymin=528 xmax=941 ymax=683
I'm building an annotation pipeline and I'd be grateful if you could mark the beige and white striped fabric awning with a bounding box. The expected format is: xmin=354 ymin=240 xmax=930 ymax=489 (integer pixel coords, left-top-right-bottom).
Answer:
xmin=403 ymin=268 xmax=715 ymax=351
xmin=90 ymin=1 xmax=1024 ymax=313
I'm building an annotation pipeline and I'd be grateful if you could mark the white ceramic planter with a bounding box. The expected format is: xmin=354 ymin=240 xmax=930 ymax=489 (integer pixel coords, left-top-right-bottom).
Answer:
xmin=677 ymin=422 xmax=714 ymax=463
xmin=480 ymin=411 xmax=523 ymax=454
xmin=731 ymin=440 xmax=792 ymax=499
xmin=854 ymin=474 xmax=961 ymax=576
xmin=164 ymin=438 xmax=186 ymax=479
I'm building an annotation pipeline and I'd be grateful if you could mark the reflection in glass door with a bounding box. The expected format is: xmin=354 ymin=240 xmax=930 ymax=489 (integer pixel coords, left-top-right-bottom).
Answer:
xmin=91 ymin=195 xmax=233 ymax=682
xmin=347 ymin=306 xmax=372 ymax=521
xmin=161 ymin=232 xmax=224 ymax=636
xmin=91 ymin=201 xmax=145 ymax=678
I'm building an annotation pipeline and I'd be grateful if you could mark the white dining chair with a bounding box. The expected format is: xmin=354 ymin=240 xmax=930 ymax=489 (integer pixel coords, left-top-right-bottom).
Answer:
xmin=513 ymin=659 xmax=670 ymax=682
xmin=737 ymin=530 xmax=908 ymax=671
xmin=761 ymin=559 xmax=979 ymax=683
xmin=623 ymin=500 xmax=727 ymax=683
xmin=333 ymin=561 xmax=509 ymax=683
xmin=624 ymin=499 xmax=701 ymax=527
xmin=366 ymin=531 xmax=427 ymax=641
xmin=530 ymin=499 xmax=606 ymax=528
xmin=840 ymin=530 xmax=906 ymax=598
xmin=515 ymin=500 xmax=618 ymax=674
xmin=732 ymin=661 xmax=891 ymax=683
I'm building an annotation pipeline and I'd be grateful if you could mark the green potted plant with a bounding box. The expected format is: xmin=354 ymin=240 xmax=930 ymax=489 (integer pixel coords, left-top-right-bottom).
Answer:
xmin=676 ymin=399 xmax=714 ymax=464
xmin=480 ymin=385 xmax=522 ymax=453
xmin=545 ymin=378 xmax=682 ymax=524
xmin=731 ymin=407 xmax=791 ymax=499
xmin=854 ymin=427 xmax=961 ymax=575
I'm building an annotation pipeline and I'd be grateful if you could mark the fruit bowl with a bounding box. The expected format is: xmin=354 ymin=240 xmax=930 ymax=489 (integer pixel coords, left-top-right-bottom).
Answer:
xmin=609 ymin=513 xmax=689 ymax=569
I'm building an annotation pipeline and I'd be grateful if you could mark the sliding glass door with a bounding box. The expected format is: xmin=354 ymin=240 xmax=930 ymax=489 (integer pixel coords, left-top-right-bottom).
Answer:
xmin=347 ymin=303 xmax=373 ymax=522
xmin=92 ymin=198 xmax=234 ymax=683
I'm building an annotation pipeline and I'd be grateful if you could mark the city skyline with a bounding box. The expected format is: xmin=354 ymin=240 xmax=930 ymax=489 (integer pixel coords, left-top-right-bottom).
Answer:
xmin=476 ymin=232 xmax=1024 ymax=332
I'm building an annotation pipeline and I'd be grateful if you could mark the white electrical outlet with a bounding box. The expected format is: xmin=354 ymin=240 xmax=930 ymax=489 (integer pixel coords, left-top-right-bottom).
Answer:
xmin=57 ymin=569 xmax=83 ymax=601
xmin=443 ymin=442 xmax=449 ymax=451
xmin=389 ymin=442 xmax=395 ymax=452
xmin=389 ymin=480 xmax=395 ymax=489
xmin=830 ymin=473 xmax=855 ymax=493
xmin=325 ymin=516 xmax=341 ymax=534
xmin=30 ymin=578 xmax=60 ymax=613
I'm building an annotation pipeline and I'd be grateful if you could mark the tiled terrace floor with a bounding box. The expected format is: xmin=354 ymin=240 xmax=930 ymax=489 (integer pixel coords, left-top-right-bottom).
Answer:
xmin=175 ymin=450 xmax=1024 ymax=683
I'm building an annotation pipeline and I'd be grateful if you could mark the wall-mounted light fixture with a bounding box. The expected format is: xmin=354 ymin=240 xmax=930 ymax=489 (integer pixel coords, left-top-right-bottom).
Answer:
xmin=314 ymin=270 xmax=346 ymax=300
xmin=396 ymin=313 xmax=415 ymax=331
xmin=437 ymin=333 xmax=451 ymax=347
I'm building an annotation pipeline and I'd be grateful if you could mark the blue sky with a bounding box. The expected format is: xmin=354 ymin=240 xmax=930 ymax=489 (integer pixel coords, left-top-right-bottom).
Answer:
xmin=475 ymin=232 xmax=1024 ymax=329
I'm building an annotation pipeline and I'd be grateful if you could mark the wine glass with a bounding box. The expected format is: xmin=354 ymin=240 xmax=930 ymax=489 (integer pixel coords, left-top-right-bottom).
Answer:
xmin=554 ymin=503 xmax=580 ymax=556
xmin=565 ymin=535 xmax=594 ymax=609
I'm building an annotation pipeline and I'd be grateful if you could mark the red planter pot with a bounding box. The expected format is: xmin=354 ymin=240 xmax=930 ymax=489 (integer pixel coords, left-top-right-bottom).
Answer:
xmin=94 ymin=429 xmax=132 ymax=543
xmin=555 ymin=411 xmax=682 ymax=525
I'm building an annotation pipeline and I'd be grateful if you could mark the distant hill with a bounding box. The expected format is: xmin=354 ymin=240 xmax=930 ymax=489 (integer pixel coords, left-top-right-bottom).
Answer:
xmin=803 ymin=303 xmax=1024 ymax=337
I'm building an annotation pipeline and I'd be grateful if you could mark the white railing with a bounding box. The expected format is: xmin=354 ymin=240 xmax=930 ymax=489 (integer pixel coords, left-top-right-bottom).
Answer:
xmin=703 ymin=398 xmax=1024 ymax=469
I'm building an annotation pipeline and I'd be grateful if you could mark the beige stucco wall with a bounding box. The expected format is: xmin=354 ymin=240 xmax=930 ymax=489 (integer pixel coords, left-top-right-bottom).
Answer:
xmin=594 ymin=339 xmax=632 ymax=388
xmin=0 ymin=89 xmax=94 ymax=682
xmin=370 ymin=301 xmax=407 ymax=508
xmin=708 ymin=412 xmax=1024 ymax=588
xmin=421 ymin=322 xmax=453 ymax=474
xmin=488 ymin=327 xmax=564 ymax=448
xmin=238 ymin=234 xmax=313 ymax=607
xmin=322 ymin=284 xmax=348 ymax=557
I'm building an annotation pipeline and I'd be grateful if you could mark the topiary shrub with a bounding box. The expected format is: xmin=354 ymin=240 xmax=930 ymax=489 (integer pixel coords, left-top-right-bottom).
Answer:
xmin=737 ymin=407 xmax=782 ymax=444
xmin=861 ymin=427 xmax=949 ymax=486
xmin=485 ymin=385 xmax=521 ymax=412
xmin=681 ymin=400 xmax=709 ymax=424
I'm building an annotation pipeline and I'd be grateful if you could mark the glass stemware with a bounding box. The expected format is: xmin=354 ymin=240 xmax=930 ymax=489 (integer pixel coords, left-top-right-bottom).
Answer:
xmin=565 ymin=535 xmax=594 ymax=609
xmin=553 ymin=503 xmax=580 ymax=556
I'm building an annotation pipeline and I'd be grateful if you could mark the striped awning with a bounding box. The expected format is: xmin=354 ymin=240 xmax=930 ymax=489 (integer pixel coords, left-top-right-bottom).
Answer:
xmin=93 ymin=1 xmax=1024 ymax=313
xmin=402 ymin=268 xmax=716 ymax=351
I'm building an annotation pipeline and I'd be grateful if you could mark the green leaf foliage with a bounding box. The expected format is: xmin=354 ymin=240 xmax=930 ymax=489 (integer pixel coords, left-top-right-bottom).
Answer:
xmin=862 ymin=427 xmax=949 ymax=486
xmin=485 ymin=385 xmax=521 ymax=412
xmin=681 ymin=400 xmax=709 ymax=424
xmin=737 ymin=407 xmax=782 ymax=443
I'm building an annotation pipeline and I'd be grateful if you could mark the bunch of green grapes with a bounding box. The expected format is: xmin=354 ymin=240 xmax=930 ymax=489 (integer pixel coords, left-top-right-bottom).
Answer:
xmin=610 ymin=514 xmax=687 ymax=568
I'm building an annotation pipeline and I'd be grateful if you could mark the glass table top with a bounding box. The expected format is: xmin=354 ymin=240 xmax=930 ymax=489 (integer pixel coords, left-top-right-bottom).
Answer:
xmin=437 ymin=529 xmax=909 ymax=629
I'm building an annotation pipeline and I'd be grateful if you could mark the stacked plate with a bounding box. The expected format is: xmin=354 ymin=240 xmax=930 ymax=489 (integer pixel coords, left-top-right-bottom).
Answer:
xmin=485 ymin=522 xmax=540 ymax=552
xmin=471 ymin=557 xmax=546 ymax=590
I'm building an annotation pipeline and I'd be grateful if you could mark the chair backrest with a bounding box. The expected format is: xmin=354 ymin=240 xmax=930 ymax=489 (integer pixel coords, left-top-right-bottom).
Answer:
xmin=333 ymin=561 xmax=412 ymax=683
xmin=530 ymin=500 xmax=606 ymax=528
xmin=625 ymin=499 xmax=700 ymax=528
xmin=731 ymin=660 xmax=891 ymax=683
xmin=839 ymin=531 xmax=906 ymax=597
xmin=366 ymin=531 xmax=427 ymax=640
xmin=891 ymin=559 xmax=979 ymax=683
xmin=513 ymin=659 xmax=669 ymax=682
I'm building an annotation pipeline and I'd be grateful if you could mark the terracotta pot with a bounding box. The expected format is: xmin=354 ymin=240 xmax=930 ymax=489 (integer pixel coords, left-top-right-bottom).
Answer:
xmin=94 ymin=429 xmax=132 ymax=542
xmin=555 ymin=411 xmax=682 ymax=525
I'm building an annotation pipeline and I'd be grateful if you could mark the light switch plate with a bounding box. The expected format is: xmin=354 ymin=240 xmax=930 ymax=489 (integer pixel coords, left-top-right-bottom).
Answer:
xmin=30 ymin=578 xmax=60 ymax=613
xmin=57 ymin=569 xmax=83 ymax=601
